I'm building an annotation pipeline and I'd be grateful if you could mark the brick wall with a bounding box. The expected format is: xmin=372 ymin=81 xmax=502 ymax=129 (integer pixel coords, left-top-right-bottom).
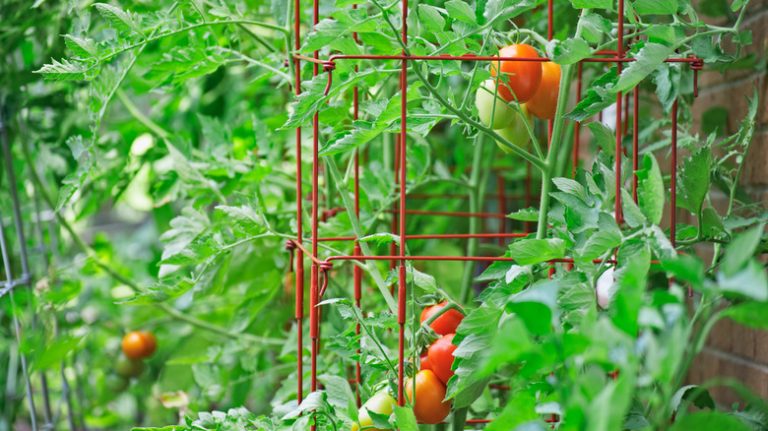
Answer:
xmin=686 ymin=1 xmax=768 ymax=406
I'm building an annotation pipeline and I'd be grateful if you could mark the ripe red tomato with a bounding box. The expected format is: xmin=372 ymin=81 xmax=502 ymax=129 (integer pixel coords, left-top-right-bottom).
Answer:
xmin=427 ymin=334 xmax=457 ymax=384
xmin=496 ymin=104 xmax=531 ymax=154
xmin=524 ymin=61 xmax=561 ymax=119
xmin=121 ymin=331 xmax=157 ymax=360
xmin=420 ymin=354 xmax=431 ymax=372
xmin=420 ymin=302 xmax=463 ymax=336
xmin=489 ymin=43 xmax=542 ymax=103
xmin=405 ymin=370 xmax=451 ymax=424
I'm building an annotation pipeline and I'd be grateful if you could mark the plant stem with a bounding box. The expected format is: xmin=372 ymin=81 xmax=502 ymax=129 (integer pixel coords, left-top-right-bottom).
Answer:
xmin=460 ymin=136 xmax=492 ymax=303
xmin=536 ymin=63 xmax=574 ymax=239
xmin=326 ymin=158 xmax=398 ymax=313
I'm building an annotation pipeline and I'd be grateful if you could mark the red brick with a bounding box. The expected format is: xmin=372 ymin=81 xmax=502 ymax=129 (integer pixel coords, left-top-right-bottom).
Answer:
xmin=693 ymin=75 xmax=767 ymax=134
xmin=732 ymin=324 xmax=757 ymax=359
xmin=755 ymin=331 xmax=768 ymax=364
xmin=743 ymin=130 xmax=768 ymax=186
xmin=707 ymin=317 xmax=734 ymax=352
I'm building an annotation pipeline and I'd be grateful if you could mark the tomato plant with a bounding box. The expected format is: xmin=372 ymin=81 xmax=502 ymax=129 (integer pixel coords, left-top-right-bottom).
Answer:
xmin=1 ymin=1 xmax=765 ymax=431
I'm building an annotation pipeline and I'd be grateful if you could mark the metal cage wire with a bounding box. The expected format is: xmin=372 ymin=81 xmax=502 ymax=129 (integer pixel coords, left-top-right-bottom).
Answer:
xmin=288 ymin=0 xmax=700 ymax=426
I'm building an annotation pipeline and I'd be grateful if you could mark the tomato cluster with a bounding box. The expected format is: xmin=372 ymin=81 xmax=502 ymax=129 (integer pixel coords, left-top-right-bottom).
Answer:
xmin=416 ymin=302 xmax=463 ymax=423
xmin=475 ymin=43 xmax=561 ymax=152
xmin=108 ymin=330 xmax=158 ymax=392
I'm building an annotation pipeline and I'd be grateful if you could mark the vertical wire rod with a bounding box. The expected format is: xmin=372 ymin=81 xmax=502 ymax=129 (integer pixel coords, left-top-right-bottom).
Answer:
xmin=396 ymin=0 xmax=409 ymax=407
xmin=614 ymin=0 xmax=625 ymax=224
xmin=293 ymin=0 xmax=305 ymax=404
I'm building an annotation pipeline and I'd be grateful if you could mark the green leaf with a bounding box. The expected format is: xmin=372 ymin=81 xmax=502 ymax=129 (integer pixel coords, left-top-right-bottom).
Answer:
xmin=721 ymin=223 xmax=764 ymax=275
xmin=394 ymin=406 xmax=419 ymax=431
xmin=717 ymin=260 xmax=768 ymax=301
xmin=215 ymin=205 xmax=264 ymax=235
xmin=633 ymin=0 xmax=678 ymax=15
xmin=677 ymin=147 xmax=712 ymax=214
xmin=611 ymin=242 xmax=650 ymax=335
xmin=32 ymin=336 xmax=81 ymax=371
xmin=417 ymin=5 xmax=446 ymax=33
xmin=579 ymin=230 xmax=622 ymax=261
xmin=34 ymin=59 xmax=89 ymax=81
xmin=637 ymin=153 xmax=664 ymax=224
xmin=669 ymin=412 xmax=751 ymax=431
xmin=448 ymin=305 xmax=504 ymax=406
xmin=483 ymin=0 xmax=539 ymax=23
xmin=93 ymin=3 xmax=139 ymax=34
xmin=318 ymin=375 xmax=356 ymax=420
xmin=622 ymin=189 xmax=648 ymax=228
xmin=63 ymin=35 xmax=97 ymax=58
xmin=486 ymin=392 xmax=538 ymax=431
xmin=548 ymin=38 xmax=592 ymax=65
xmin=319 ymin=88 xmax=406 ymax=156
xmin=507 ymin=207 xmax=538 ymax=222
xmin=615 ymin=43 xmax=675 ymax=93
xmin=445 ymin=0 xmax=476 ymax=25
xmin=506 ymin=281 xmax=559 ymax=335
xmin=359 ymin=232 xmax=400 ymax=246
xmin=570 ymin=0 xmax=612 ymax=8
xmin=701 ymin=107 xmax=729 ymax=136
xmin=723 ymin=303 xmax=768 ymax=330
xmin=580 ymin=12 xmax=612 ymax=45
xmin=671 ymin=385 xmax=716 ymax=412
xmin=587 ymin=122 xmax=616 ymax=156
xmin=701 ymin=207 xmax=726 ymax=239
xmin=698 ymin=0 xmax=730 ymax=17
xmin=661 ymin=254 xmax=705 ymax=287
xmin=565 ymin=68 xmax=618 ymax=121
xmin=508 ymin=239 xmax=566 ymax=265
xmin=552 ymin=177 xmax=590 ymax=203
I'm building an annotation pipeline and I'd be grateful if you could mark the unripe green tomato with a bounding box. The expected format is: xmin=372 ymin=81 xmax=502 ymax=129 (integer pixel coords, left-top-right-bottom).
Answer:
xmin=475 ymin=80 xmax=516 ymax=130
xmin=115 ymin=357 xmax=145 ymax=378
xmin=496 ymin=105 xmax=531 ymax=154
xmin=353 ymin=390 xmax=396 ymax=430
xmin=106 ymin=374 xmax=129 ymax=393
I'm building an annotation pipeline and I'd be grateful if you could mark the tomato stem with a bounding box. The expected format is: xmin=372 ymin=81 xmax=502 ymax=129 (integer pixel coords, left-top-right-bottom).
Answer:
xmin=422 ymin=302 xmax=464 ymax=328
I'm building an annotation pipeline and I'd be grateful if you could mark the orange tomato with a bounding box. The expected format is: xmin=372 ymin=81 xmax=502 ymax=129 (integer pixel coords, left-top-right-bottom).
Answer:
xmin=420 ymin=302 xmax=464 ymax=336
xmin=525 ymin=61 xmax=561 ymax=119
xmin=489 ymin=43 xmax=542 ymax=103
xmin=405 ymin=370 xmax=451 ymax=424
xmin=121 ymin=331 xmax=157 ymax=360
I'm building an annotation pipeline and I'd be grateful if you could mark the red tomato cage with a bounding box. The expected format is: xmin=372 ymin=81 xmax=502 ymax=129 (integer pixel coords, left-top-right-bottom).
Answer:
xmin=285 ymin=0 xmax=702 ymax=426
